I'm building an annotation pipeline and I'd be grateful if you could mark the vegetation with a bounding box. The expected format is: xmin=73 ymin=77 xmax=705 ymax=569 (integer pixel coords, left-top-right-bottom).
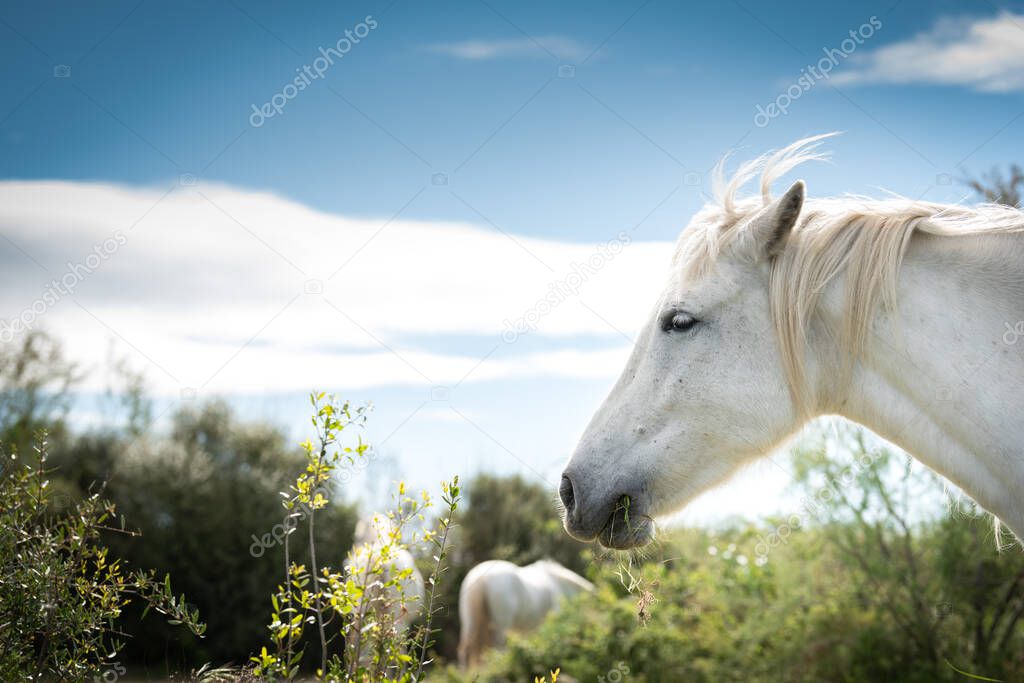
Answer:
xmin=0 ymin=433 xmax=204 ymax=681
xmin=3 ymin=328 xmax=1023 ymax=681
xmin=434 ymin=426 xmax=1024 ymax=683
xmin=965 ymin=164 xmax=1023 ymax=207
xmin=250 ymin=392 xmax=461 ymax=682
xmin=1 ymin=334 xmax=463 ymax=681
xmin=0 ymin=333 xmax=363 ymax=671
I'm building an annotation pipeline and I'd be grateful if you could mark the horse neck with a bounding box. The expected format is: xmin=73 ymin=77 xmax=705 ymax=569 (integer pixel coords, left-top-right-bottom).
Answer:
xmin=814 ymin=230 xmax=1024 ymax=538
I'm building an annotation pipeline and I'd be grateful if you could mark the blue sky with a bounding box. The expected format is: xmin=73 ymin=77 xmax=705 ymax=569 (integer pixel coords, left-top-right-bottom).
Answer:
xmin=2 ymin=0 xmax=1023 ymax=519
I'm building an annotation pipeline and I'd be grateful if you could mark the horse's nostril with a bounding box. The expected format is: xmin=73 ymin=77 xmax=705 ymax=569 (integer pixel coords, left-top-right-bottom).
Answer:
xmin=559 ymin=475 xmax=576 ymax=512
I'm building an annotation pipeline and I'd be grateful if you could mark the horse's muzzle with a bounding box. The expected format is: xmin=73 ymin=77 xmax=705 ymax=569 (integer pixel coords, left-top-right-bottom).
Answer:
xmin=560 ymin=472 xmax=653 ymax=549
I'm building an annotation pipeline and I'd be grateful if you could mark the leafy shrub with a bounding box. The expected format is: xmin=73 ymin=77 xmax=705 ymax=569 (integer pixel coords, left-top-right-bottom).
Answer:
xmin=0 ymin=434 xmax=204 ymax=680
xmin=249 ymin=393 xmax=461 ymax=682
xmin=94 ymin=401 xmax=361 ymax=670
xmin=24 ymin=398 xmax=361 ymax=672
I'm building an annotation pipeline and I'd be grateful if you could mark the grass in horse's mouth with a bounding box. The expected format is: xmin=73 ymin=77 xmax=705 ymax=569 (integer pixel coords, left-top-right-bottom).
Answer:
xmin=599 ymin=495 xmax=656 ymax=549
xmin=618 ymin=494 xmax=632 ymax=527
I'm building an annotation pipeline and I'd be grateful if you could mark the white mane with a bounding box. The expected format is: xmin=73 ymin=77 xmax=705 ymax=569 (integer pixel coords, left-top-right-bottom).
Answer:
xmin=677 ymin=133 xmax=1024 ymax=412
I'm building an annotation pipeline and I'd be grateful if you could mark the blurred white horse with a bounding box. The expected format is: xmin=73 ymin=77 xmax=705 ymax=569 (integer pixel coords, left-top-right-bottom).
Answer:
xmin=458 ymin=559 xmax=593 ymax=668
xmin=561 ymin=133 xmax=1024 ymax=549
xmin=345 ymin=513 xmax=425 ymax=653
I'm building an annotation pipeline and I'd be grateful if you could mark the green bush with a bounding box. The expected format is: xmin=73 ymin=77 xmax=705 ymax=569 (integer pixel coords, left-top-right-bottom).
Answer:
xmin=0 ymin=434 xmax=203 ymax=681
xmin=248 ymin=393 xmax=461 ymax=682
xmin=93 ymin=401 xmax=361 ymax=671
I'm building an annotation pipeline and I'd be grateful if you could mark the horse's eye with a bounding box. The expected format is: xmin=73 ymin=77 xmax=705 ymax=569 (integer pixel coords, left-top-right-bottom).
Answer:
xmin=662 ymin=312 xmax=699 ymax=333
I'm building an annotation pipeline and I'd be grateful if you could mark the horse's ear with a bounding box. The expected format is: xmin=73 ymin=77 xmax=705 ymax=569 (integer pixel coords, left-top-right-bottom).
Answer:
xmin=747 ymin=180 xmax=804 ymax=260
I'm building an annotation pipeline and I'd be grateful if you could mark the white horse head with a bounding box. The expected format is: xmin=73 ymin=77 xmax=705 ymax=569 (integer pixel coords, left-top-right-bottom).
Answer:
xmin=561 ymin=134 xmax=1024 ymax=549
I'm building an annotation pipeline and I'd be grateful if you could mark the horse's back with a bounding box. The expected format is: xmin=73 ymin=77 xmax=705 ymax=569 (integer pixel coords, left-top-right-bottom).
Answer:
xmin=463 ymin=559 xmax=518 ymax=584
xmin=462 ymin=560 xmax=532 ymax=626
xmin=458 ymin=559 xmax=591 ymax=668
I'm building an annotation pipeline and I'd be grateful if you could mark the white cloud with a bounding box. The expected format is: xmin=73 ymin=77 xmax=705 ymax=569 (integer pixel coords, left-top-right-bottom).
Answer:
xmin=0 ymin=180 xmax=670 ymax=395
xmin=425 ymin=35 xmax=588 ymax=61
xmin=834 ymin=12 xmax=1024 ymax=92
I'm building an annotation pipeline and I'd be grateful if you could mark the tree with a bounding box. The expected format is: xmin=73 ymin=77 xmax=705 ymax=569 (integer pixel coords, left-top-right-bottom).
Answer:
xmin=0 ymin=330 xmax=78 ymax=453
xmin=964 ymin=164 xmax=1023 ymax=207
